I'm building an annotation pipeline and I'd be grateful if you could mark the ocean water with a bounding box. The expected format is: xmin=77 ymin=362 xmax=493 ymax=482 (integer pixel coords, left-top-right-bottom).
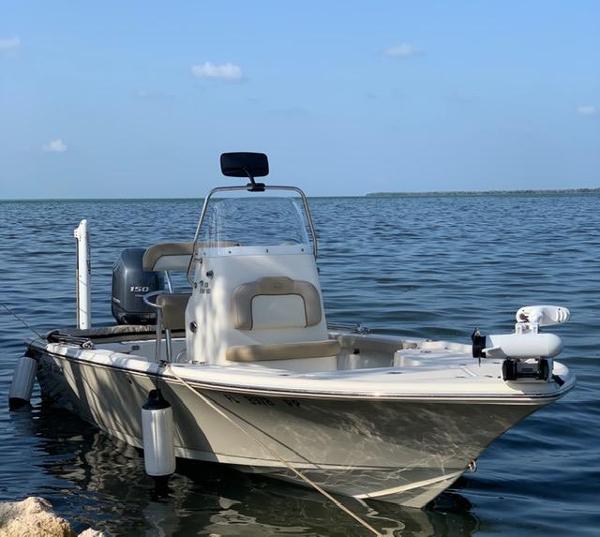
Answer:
xmin=0 ymin=194 xmax=598 ymax=536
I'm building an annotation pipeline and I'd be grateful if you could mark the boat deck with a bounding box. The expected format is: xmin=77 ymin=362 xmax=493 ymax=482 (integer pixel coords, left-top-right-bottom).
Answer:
xmin=32 ymin=330 xmax=574 ymax=403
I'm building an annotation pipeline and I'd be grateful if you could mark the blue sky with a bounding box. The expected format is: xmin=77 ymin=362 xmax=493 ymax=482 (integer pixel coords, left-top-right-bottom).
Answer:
xmin=1 ymin=1 xmax=599 ymax=197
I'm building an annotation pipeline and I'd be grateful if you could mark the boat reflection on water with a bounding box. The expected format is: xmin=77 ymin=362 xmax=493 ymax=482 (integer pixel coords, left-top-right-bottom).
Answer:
xmin=11 ymin=401 xmax=480 ymax=536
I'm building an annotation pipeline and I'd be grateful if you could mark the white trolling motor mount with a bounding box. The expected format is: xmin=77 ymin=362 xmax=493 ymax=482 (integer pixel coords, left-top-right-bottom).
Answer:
xmin=472 ymin=305 xmax=570 ymax=382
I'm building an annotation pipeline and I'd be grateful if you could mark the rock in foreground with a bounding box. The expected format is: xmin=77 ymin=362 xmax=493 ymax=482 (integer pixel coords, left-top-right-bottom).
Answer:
xmin=0 ymin=497 xmax=105 ymax=537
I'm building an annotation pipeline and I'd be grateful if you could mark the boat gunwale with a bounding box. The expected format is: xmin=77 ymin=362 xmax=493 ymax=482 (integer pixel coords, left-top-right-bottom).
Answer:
xmin=30 ymin=340 xmax=575 ymax=405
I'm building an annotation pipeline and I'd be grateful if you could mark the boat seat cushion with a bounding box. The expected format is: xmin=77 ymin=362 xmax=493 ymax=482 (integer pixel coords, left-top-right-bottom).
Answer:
xmin=226 ymin=340 xmax=340 ymax=362
xmin=143 ymin=243 xmax=195 ymax=272
xmin=143 ymin=241 xmax=239 ymax=272
xmin=156 ymin=293 xmax=191 ymax=330
xmin=231 ymin=276 xmax=322 ymax=330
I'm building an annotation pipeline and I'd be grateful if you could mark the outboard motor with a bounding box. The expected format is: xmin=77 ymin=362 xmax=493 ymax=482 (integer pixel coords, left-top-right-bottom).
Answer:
xmin=112 ymin=248 xmax=162 ymax=325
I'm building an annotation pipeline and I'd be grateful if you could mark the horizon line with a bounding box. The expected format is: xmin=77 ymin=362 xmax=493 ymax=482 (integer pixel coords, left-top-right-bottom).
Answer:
xmin=1 ymin=185 xmax=599 ymax=202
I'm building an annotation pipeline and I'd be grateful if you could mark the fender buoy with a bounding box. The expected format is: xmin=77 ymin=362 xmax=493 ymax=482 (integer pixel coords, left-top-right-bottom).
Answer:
xmin=9 ymin=356 xmax=37 ymax=410
xmin=141 ymin=389 xmax=176 ymax=478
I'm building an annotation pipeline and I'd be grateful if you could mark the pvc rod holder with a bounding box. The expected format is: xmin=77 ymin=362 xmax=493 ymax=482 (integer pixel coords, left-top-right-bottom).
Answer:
xmin=74 ymin=219 xmax=92 ymax=329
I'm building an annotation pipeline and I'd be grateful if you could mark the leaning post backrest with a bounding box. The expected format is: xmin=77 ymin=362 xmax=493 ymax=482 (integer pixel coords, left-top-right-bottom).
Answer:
xmin=143 ymin=242 xmax=239 ymax=272
xmin=231 ymin=276 xmax=322 ymax=331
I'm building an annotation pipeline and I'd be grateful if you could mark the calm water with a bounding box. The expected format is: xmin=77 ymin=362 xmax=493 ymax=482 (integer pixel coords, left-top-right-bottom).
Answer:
xmin=0 ymin=195 xmax=598 ymax=536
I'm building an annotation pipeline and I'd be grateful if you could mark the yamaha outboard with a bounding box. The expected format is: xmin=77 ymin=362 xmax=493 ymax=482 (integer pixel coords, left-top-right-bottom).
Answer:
xmin=112 ymin=248 xmax=162 ymax=324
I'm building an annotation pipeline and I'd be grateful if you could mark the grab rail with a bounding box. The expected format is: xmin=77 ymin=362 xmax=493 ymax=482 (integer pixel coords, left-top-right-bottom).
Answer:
xmin=143 ymin=291 xmax=173 ymax=363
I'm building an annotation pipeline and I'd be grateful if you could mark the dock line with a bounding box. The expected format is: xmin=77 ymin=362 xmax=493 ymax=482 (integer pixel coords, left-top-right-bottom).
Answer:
xmin=166 ymin=363 xmax=383 ymax=537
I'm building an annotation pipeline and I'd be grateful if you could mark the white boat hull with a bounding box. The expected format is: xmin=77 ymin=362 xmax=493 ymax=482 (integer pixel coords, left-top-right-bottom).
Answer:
xmin=33 ymin=343 xmax=551 ymax=508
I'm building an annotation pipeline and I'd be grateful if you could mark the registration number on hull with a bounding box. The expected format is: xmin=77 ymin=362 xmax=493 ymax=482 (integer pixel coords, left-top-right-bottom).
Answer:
xmin=224 ymin=393 xmax=301 ymax=408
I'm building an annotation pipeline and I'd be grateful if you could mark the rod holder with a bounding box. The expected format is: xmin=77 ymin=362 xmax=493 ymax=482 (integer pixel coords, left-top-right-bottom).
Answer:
xmin=74 ymin=219 xmax=92 ymax=329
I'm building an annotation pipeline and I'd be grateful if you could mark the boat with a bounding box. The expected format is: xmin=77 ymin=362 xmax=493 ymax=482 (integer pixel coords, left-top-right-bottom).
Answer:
xmin=12 ymin=152 xmax=575 ymax=509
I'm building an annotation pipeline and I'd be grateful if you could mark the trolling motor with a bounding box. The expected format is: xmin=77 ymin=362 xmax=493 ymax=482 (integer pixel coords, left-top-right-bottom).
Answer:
xmin=472 ymin=305 xmax=570 ymax=382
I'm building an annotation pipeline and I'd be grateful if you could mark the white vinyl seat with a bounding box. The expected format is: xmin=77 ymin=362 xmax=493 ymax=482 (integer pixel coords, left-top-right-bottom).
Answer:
xmin=227 ymin=276 xmax=337 ymax=363
xmin=226 ymin=340 xmax=340 ymax=362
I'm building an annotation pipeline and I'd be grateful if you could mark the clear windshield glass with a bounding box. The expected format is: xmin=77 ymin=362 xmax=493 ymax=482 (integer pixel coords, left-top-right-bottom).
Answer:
xmin=198 ymin=190 xmax=311 ymax=250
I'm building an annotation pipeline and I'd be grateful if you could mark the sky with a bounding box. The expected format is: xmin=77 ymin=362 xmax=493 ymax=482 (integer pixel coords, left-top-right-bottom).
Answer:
xmin=1 ymin=1 xmax=599 ymax=198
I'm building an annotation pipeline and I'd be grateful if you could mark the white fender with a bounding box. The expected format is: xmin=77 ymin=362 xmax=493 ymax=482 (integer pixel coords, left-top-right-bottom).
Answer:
xmin=9 ymin=356 xmax=37 ymax=409
xmin=141 ymin=390 xmax=176 ymax=477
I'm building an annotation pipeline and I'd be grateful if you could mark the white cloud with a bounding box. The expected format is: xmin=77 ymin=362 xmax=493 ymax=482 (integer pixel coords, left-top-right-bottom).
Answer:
xmin=577 ymin=105 xmax=598 ymax=116
xmin=384 ymin=43 xmax=421 ymax=58
xmin=42 ymin=139 xmax=68 ymax=153
xmin=0 ymin=36 xmax=20 ymax=52
xmin=191 ymin=62 xmax=242 ymax=81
